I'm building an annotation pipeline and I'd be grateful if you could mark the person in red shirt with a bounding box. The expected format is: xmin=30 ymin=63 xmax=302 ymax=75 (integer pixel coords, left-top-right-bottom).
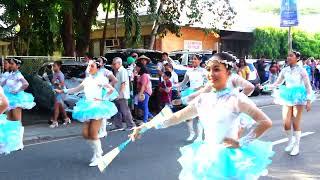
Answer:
xmin=159 ymin=71 xmax=172 ymax=108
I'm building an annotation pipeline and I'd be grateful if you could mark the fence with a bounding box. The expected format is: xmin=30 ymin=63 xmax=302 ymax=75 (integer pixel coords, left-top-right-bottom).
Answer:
xmin=2 ymin=56 xmax=82 ymax=75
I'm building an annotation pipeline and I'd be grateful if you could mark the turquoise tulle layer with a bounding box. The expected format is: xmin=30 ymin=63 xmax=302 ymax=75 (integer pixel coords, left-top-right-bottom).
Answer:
xmin=181 ymin=88 xmax=196 ymax=98
xmin=72 ymin=98 xmax=118 ymax=122
xmin=178 ymin=140 xmax=274 ymax=180
xmin=4 ymin=90 xmax=36 ymax=110
xmin=0 ymin=115 xmax=23 ymax=155
xmin=272 ymin=85 xmax=315 ymax=106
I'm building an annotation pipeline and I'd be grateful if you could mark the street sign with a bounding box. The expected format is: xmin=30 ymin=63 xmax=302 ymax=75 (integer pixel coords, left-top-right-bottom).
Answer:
xmin=280 ymin=0 xmax=299 ymax=27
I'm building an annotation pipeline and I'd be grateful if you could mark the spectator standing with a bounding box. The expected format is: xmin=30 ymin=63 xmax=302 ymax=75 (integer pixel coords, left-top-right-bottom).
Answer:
xmin=257 ymin=56 xmax=267 ymax=83
xmin=159 ymin=71 xmax=172 ymax=108
xmin=137 ymin=55 xmax=151 ymax=66
xmin=126 ymin=56 xmax=136 ymax=111
xmin=111 ymin=57 xmax=135 ymax=131
xmin=237 ymin=58 xmax=250 ymax=80
xmin=163 ymin=63 xmax=179 ymax=100
xmin=303 ymin=59 xmax=313 ymax=85
xmin=135 ymin=61 xmax=153 ymax=123
xmin=314 ymin=66 xmax=320 ymax=91
xmin=49 ymin=61 xmax=71 ymax=128
xmin=269 ymin=61 xmax=280 ymax=84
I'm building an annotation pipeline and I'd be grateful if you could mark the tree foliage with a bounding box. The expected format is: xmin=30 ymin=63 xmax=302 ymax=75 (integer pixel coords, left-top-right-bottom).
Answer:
xmin=1 ymin=0 xmax=237 ymax=55
xmin=250 ymin=27 xmax=320 ymax=59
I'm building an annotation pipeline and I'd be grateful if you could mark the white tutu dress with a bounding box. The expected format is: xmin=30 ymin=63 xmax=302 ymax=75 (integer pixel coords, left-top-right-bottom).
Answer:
xmin=69 ymin=74 xmax=118 ymax=122
xmin=3 ymin=71 xmax=36 ymax=110
xmin=0 ymin=87 xmax=24 ymax=155
xmin=150 ymin=89 xmax=274 ymax=179
xmin=272 ymin=65 xmax=315 ymax=106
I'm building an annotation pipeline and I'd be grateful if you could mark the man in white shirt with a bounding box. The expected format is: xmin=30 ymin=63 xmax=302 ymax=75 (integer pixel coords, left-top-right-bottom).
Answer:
xmin=111 ymin=57 xmax=135 ymax=131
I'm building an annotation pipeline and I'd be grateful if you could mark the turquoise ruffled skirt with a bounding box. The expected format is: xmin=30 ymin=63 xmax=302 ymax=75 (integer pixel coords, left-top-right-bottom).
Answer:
xmin=0 ymin=115 xmax=24 ymax=155
xmin=272 ymin=85 xmax=315 ymax=106
xmin=4 ymin=90 xmax=36 ymax=110
xmin=72 ymin=98 xmax=118 ymax=122
xmin=178 ymin=140 xmax=274 ymax=180
xmin=181 ymin=88 xmax=196 ymax=98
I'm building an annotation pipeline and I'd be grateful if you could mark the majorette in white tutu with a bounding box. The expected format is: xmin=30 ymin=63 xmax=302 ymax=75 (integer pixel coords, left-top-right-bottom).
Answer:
xmin=130 ymin=54 xmax=274 ymax=180
xmin=96 ymin=56 xmax=118 ymax=139
xmin=1 ymin=58 xmax=36 ymax=152
xmin=174 ymin=54 xmax=207 ymax=141
xmin=55 ymin=59 xmax=118 ymax=167
xmin=265 ymin=51 xmax=315 ymax=156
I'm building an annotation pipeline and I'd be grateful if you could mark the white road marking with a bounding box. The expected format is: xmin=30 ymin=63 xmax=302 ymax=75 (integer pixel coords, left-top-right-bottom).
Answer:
xmin=260 ymin=104 xmax=278 ymax=108
xmin=24 ymin=136 xmax=81 ymax=147
xmin=272 ymin=132 xmax=315 ymax=146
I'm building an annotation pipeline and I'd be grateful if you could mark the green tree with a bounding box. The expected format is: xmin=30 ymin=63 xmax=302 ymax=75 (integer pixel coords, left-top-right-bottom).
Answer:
xmin=250 ymin=27 xmax=320 ymax=59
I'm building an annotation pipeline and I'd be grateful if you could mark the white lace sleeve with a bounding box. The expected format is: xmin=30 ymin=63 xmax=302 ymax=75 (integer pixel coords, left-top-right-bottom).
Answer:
xmin=231 ymin=74 xmax=254 ymax=96
xmin=236 ymin=93 xmax=272 ymax=146
xmin=65 ymin=80 xmax=85 ymax=94
xmin=145 ymin=97 xmax=199 ymax=129
xmin=181 ymin=84 xmax=212 ymax=105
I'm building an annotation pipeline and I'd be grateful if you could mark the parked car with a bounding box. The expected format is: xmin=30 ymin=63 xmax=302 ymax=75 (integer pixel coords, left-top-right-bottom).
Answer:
xmin=33 ymin=60 xmax=88 ymax=112
xmin=169 ymin=50 xmax=213 ymax=67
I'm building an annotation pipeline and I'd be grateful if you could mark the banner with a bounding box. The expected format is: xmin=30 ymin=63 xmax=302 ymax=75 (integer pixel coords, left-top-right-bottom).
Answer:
xmin=184 ymin=40 xmax=202 ymax=51
xmin=280 ymin=0 xmax=299 ymax=27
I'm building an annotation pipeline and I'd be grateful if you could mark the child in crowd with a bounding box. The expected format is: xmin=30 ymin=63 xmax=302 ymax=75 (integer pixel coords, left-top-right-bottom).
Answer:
xmin=159 ymin=71 xmax=172 ymax=108
xmin=50 ymin=61 xmax=70 ymax=128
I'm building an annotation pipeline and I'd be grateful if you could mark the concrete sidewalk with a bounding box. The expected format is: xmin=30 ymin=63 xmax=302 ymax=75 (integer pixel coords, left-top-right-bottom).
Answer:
xmin=23 ymin=95 xmax=278 ymax=144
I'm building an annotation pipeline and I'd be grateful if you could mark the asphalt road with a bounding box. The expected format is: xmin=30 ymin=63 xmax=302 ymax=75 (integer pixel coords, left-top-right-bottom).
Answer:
xmin=1 ymin=101 xmax=320 ymax=180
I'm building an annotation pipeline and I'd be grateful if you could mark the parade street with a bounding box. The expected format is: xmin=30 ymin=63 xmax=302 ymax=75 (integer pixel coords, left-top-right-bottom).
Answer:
xmin=1 ymin=100 xmax=320 ymax=180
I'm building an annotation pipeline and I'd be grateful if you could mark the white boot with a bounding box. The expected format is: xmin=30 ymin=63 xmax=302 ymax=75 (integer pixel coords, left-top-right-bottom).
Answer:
xmin=89 ymin=139 xmax=103 ymax=167
xmin=98 ymin=119 xmax=108 ymax=138
xmin=186 ymin=120 xmax=195 ymax=141
xmin=87 ymin=140 xmax=96 ymax=163
xmin=18 ymin=126 xmax=24 ymax=151
xmin=284 ymin=130 xmax=295 ymax=152
xmin=290 ymin=131 xmax=301 ymax=156
xmin=194 ymin=122 xmax=203 ymax=142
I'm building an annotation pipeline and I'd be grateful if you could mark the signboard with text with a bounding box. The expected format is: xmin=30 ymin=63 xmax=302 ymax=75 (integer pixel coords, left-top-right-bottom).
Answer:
xmin=184 ymin=40 xmax=202 ymax=51
xmin=280 ymin=0 xmax=299 ymax=27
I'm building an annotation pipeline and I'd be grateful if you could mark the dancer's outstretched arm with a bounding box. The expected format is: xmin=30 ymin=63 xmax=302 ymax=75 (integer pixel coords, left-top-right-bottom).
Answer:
xmin=130 ymin=103 xmax=198 ymax=141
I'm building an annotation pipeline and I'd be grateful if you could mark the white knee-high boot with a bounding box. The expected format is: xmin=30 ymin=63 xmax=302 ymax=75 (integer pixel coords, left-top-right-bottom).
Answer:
xmin=89 ymin=139 xmax=103 ymax=167
xmin=186 ymin=120 xmax=195 ymax=141
xmin=15 ymin=120 xmax=24 ymax=151
xmin=284 ymin=130 xmax=295 ymax=152
xmin=19 ymin=126 xmax=24 ymax=150
xmin=87 ymin=140 xmax=96 ymax=163
xmin=290 ymin=131 xmax=301 ymax=156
